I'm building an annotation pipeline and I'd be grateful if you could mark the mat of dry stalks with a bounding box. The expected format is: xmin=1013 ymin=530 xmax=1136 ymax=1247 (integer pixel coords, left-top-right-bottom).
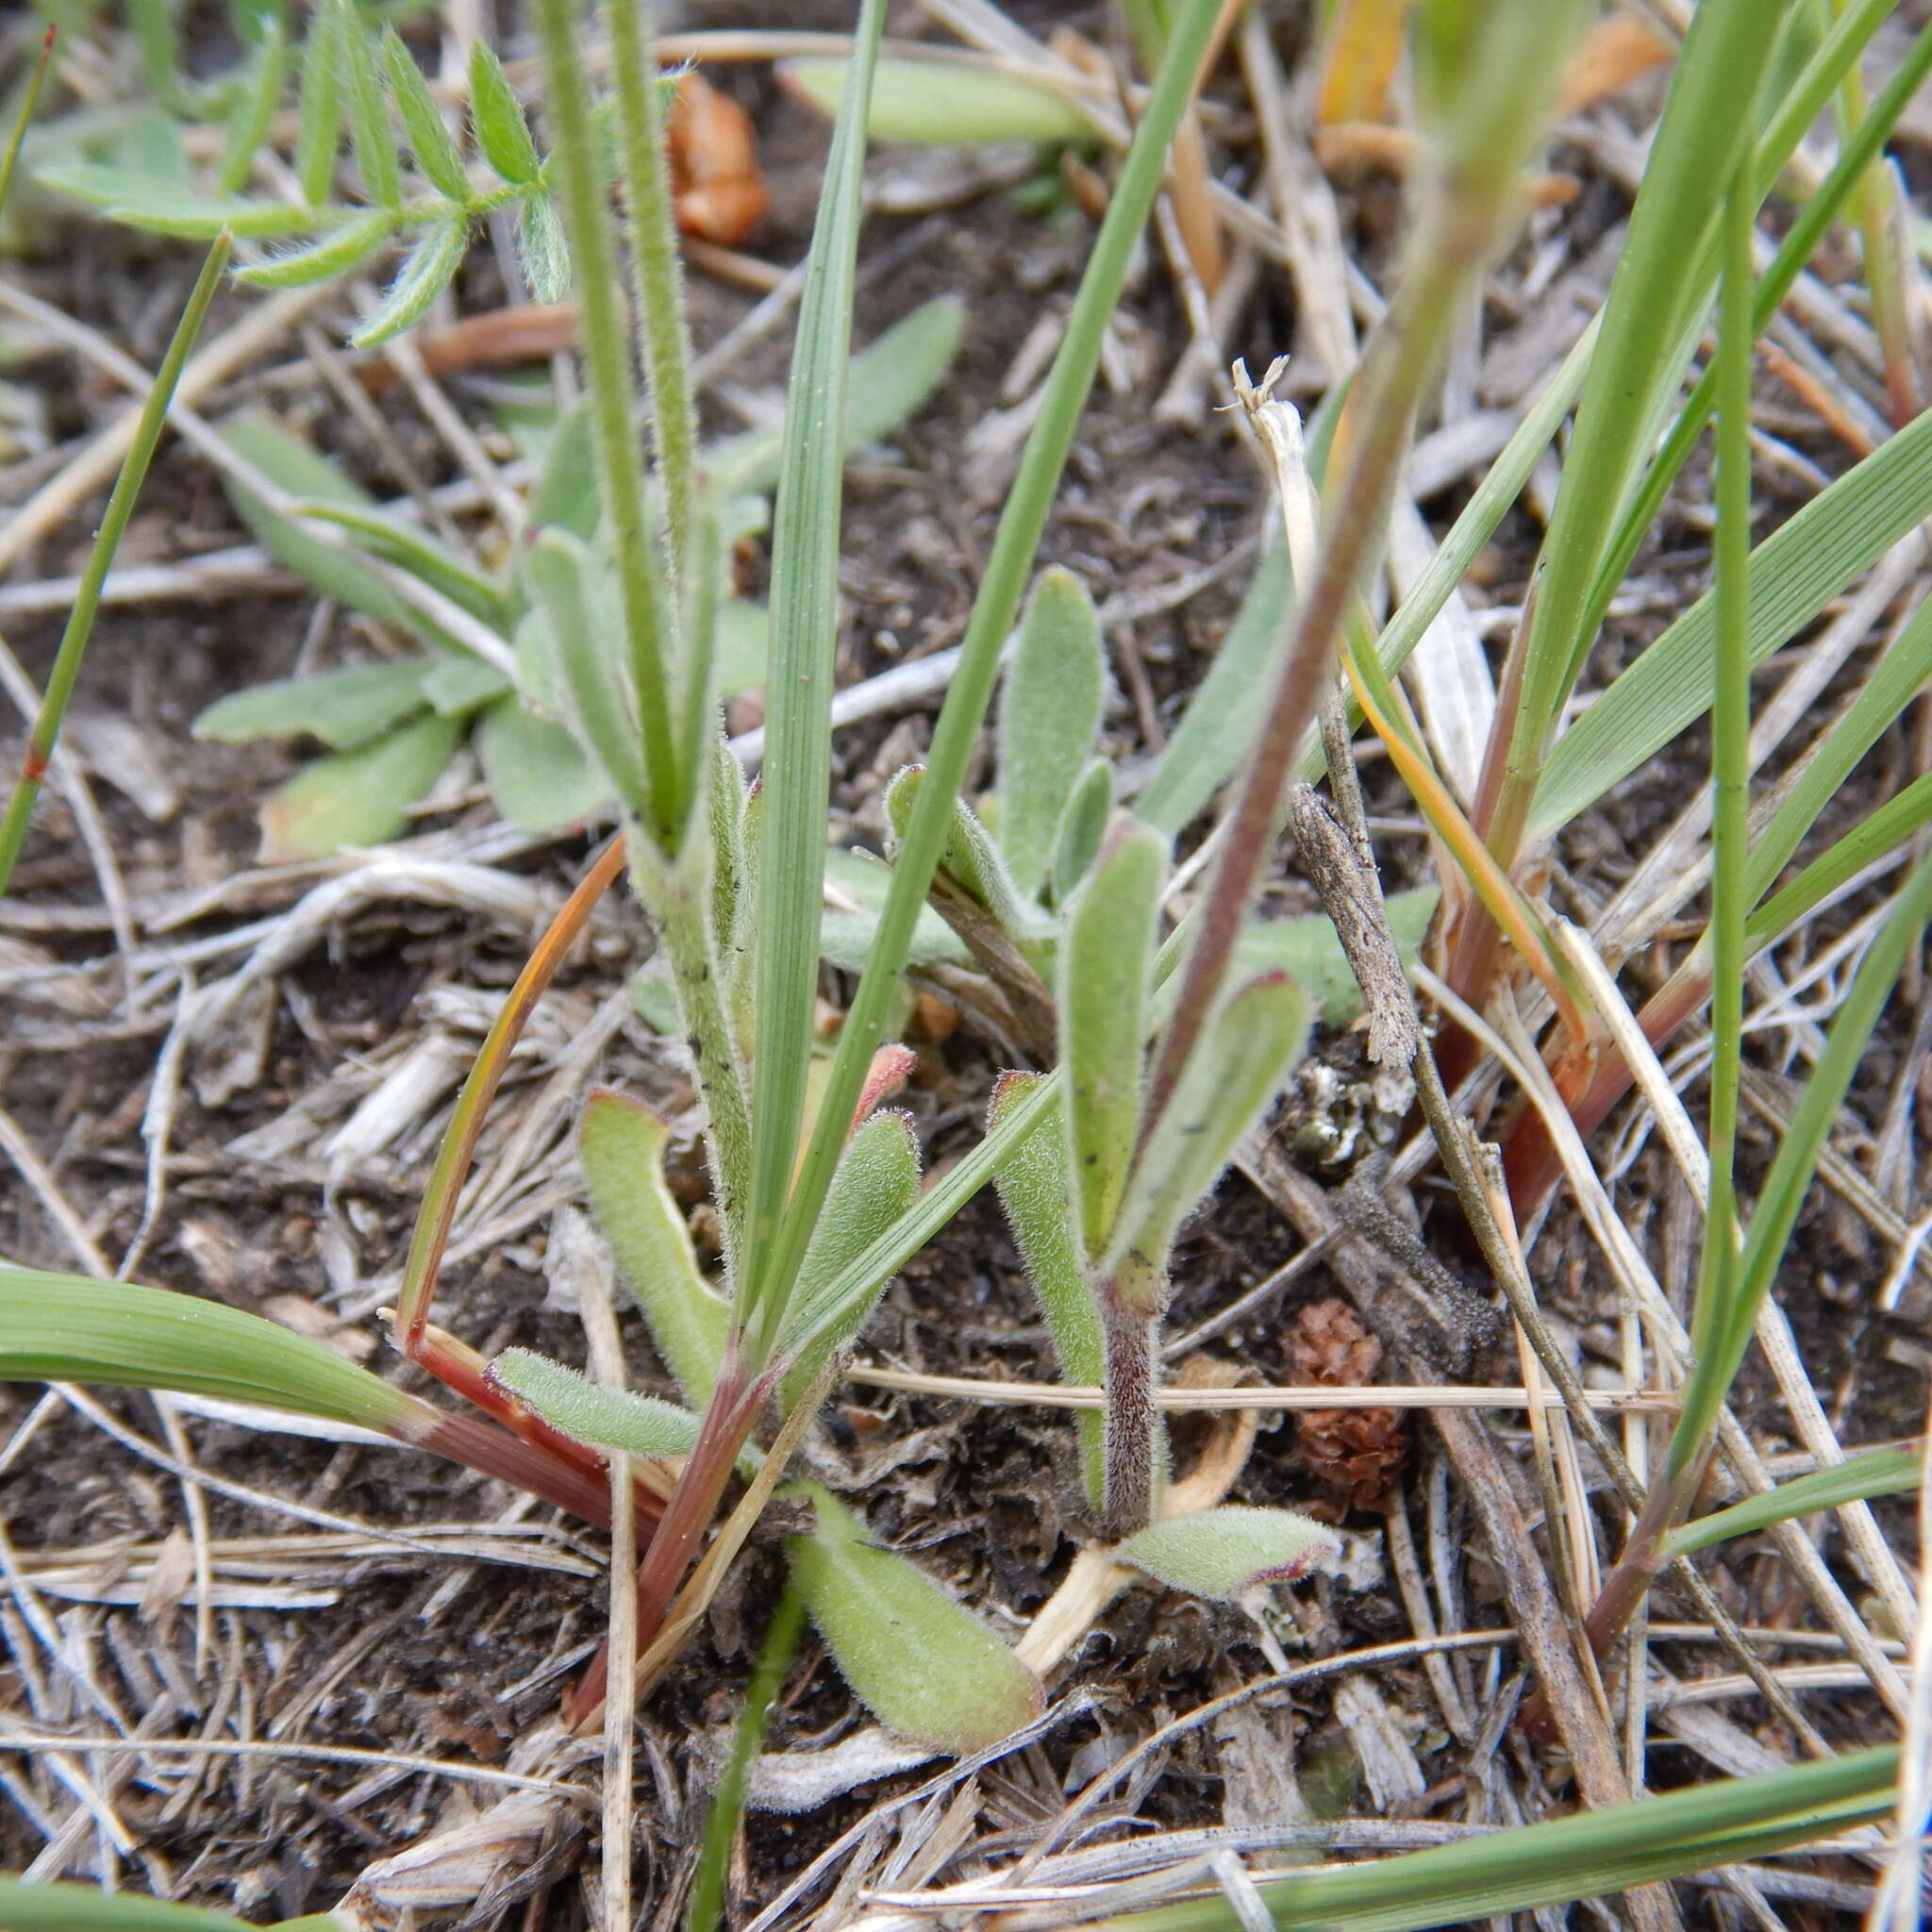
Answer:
xmin=2 ymin=4 xmax=1932 ymax=1927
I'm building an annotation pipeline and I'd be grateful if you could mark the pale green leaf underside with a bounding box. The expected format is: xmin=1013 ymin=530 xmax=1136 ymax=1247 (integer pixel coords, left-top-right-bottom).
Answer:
xmin=781 ymin=57 xmax=1096 ymax=149
xmin=1114 ymin=1505 xmax=1341 ymax=1602
xmin=193 ymin=659 xmax=434 ymax=751
xmin=258 ymin=708 xmax=460 ymax=861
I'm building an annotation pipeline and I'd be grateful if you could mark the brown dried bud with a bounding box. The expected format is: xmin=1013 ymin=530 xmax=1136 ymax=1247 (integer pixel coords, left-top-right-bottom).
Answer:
xmin=1288 ymin=1297 xmax=1407 ymax=1509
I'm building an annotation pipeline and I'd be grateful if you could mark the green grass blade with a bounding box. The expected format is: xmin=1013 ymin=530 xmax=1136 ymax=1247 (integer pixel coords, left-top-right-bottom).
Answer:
xmin=740 ymin=0 xmax=888 ymax=1339
xmin=0 ymin=1880 xmax=345 ymax=1930
xmin=0 ymin=25 xmax=56 ymax=221
xmin=1690 ymin=160 xmax=1755 ymax=1381
xmin=0 ymin=236 xmax=229 ymax=903
xmin=1094 ymin=1746 xmax=1896 ymax=1932
xmin=748 ymin=0 xmax=1224 ymax=1361
xmin=1744 ymin=590 xmax=1932 ymax=910
xmin=1747 ymin=769 xmax=1932 ymax=949
xmin=1672 ymin=845 xmax=1932 ymax=1477
xmin=0 ymin=1267 xmax=420 ymax=1435
xmin=1498 ymin=0 xmax=1790 ymax=829
xmin=1663 ymin=1442 xmax=1921 ymax=1560
xmin=1572 ymin=10 xmax=1932 ymax=678
xmin=686 ymin=1584 xmax=807 ymax=1932
xmin=1533 ymin=403 xmax=1932 ymax=841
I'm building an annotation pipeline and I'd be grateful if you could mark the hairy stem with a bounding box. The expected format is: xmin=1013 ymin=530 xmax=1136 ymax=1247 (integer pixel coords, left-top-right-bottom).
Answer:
xmin=1099 ymin=1280 xmax=1163 ymax=1540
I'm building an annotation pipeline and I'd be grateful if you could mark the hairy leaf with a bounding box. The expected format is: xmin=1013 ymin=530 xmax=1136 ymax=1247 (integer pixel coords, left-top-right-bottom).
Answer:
xmin=257 ymin=708 xmax=460 ymax=860
xmin=193 ymin=659 xmax=433 ymax=751
xmin=1113 ymin=972 xmax=1307 ymax=1271
xmin=491 ymin=1349 xmax=703 ymax=1460
xmin=476 ymin=695 xmax=606 ymax=832
xmin=787 ymin=1483 xmax=1043 ymax=1753
xmin=1053 ymin=758 xmax=1113 ymax=902
xmin=236 ymin=208 xmax=398 ymax=289
xmin=991 ymin=1071 xmax=1104 ymax=1504
xmin=998 ymin=568 xmax=1106 ymax=900
xmin=294 ymin=0 xmax=345 ymax=207
xmin=1115 ymin=1506 xmax=1341 ymax=1602
xmin=471 ymin=42 xmax=541 ymax=184
xmin=338 ymin=0 xmax=401 ymax=210
xmin=1060 ymin=823 xmax=1165 ymax=1259
xmin=778 ymin=1110 xmax=921 ymax=1406
xmin=353 ymin=211 xmax=469 ymax=346
xmin=385 ymin=27 xmax=468 ymax=199
xmin=579 ymin=1091 xmax=729 ymax=1407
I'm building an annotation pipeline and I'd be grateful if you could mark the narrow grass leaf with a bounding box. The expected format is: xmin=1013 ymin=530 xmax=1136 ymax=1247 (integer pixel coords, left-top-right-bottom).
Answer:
xmin=991 ymin=1071 xmax=1105 ymax=1505
xmin=1663 ymin=1443 xmax=1921 ymax=1560
xmin=687 ymin=1587 xmax=806 ymax=1932
xmin=1673 ymin=846 xmax=1932 ymax=1475
xmin=1748 ymin=769 xmax=1932 ymax=950
xmin=1138 ymin=537 xmax=1288 ymax=836
xmin=998 ymin=568 xmax=1105 ymax=899
xmin=1534 ymin=404 xmax=1932 ymax=840
xmin=779 ymin=57 xmax=1095 ymax=148
xmin=787 ymin=1483 xmax=1043 ymax=1753
xmin=0 ymin=1877 xmax=346 ymax=1929
xmin=194 ymin=660 xmax=433 ymax=751
xmin=1114 ymin=1506 xmax=1341 ymax=1602
xmin=218 ymin=415 xmax=423 ymax=637
xmin=0 ymin=238 xmax=227 ymax=903
xmin=257 ymin=708 xmax=461 ymax=860
xmin=491 ymin=1350 xmax=704 ymax=1460
xmin=1505 ymin=0 xmax=1789 ymax=774
xmin=764 ymin=0 xmax=1224 ymax=1334
xmin=0 ymin=1268 xmax=422 ymax=1436
xmin=0 ymin=25 xmax=56 ymax=223
xmin=1095 ymin=1747 xmax=1897 ymax=1931
xmin=580 ymin=1091 xmax=730 ymax=1407
xmin=1746 ymin=591 xmax=1932 ymax=909
xmin=1061 ymin=823 xmax=1164 ymax=1259
xmin=289 ymin=499 xmax=503 ymax=622
xmin=743 ymin=0 xmax=889 ymax=1338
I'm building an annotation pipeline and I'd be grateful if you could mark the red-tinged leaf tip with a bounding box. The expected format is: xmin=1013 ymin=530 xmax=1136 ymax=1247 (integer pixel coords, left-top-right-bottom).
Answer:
xmin=850 ymin=1041 xmax=917 ymax=1134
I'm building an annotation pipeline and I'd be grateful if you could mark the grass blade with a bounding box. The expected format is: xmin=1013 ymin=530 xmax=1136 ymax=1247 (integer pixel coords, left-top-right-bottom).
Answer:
xmin=1487 ymin=0 xmax=1790 ymax=852
xmin=0 ymin=25 xmax=55 ymax=221
xmin=748 ymin=0 xmax=1226 ymax=1360
xmin=0 ymin=236 xmax=229 ymax=903
xmin=0 ymin=1880 xmax=344 ymax=1929
xmin=741 ymin=0 xmax=888 ymax=1340
xmin=1093 ymin=1747 xmax=1897 ymax=1931
xmin=1672 ymin=844 xmax=1932 ymax=1475
xmin=1690 ymin=158 xmax=1755 ymax=1382
xmin=1533 ymin=402 xmax=1932 ymax=841
xmin=686 ymin=1584 xmax=806 ymax=1932
xmin=1663 ymin=1443 xmax=1921 ymax=1560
